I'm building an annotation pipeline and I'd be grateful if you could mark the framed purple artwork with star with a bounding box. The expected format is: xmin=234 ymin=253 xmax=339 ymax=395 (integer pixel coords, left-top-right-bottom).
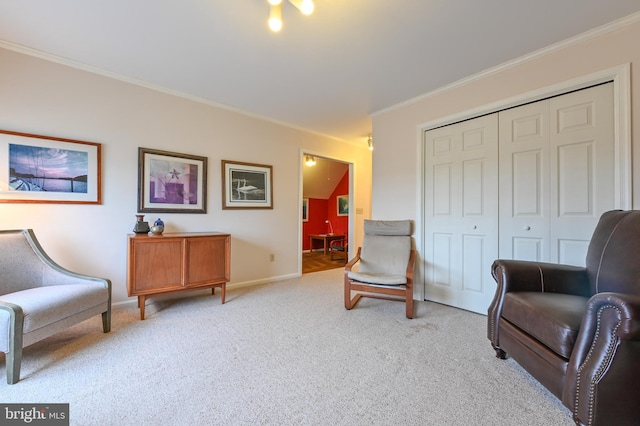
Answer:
xmin=137 ymin=147 xmax=207 ymax=213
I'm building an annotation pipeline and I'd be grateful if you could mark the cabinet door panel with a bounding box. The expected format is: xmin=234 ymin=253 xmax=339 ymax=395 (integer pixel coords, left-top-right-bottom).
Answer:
xmin=132 ymin=240 xmax=183 ymax=292
xmin=185 ymin=237 xmax=229 ymax=286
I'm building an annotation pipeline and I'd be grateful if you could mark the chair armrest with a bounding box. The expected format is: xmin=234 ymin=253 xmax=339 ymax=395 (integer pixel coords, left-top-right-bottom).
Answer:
xmin=563 ymin=292 xmax=640 ymax=423
xmin=491 ymin=259 xmax=590 ymax=294
xmin=406 ymin=249 xmax=416 ymax=283
xmin=345 ymin=247 xmax=361 ymax=272
xmin=488 ymin=259 xmax=590 ymax=347
xmin=43 ymin=268 xmax=112 ymax=289
xmin=0 ymin=301 xmax=24 ymax=353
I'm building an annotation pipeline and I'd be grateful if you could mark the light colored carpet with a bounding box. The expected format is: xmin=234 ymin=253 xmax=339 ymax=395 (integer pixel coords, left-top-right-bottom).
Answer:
xmin=2 ymin=268 xmax=572 ymax=425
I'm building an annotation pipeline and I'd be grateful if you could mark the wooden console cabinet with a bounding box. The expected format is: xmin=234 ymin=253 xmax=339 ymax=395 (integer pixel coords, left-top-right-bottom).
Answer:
xmin=127 ymin=232 xmax=230 ymax=320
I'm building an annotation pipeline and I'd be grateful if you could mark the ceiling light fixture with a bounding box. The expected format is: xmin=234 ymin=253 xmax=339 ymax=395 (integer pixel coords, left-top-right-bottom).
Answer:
xmin=367 ymin=135 xmax=374 ymax=151
xmin=267 ymin=0 xmax=315 ymax=32
xmin=305 ymin=155 xmax=316 ymax=166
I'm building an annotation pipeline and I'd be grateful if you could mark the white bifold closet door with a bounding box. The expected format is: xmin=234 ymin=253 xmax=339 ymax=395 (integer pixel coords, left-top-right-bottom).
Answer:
xmin=424 ymin=114 xmax=499 ymax=315
xmin=424 ymin=82 xmax=614 ymax=314
xmin=499 ymin=83 xmax=614 ymax=265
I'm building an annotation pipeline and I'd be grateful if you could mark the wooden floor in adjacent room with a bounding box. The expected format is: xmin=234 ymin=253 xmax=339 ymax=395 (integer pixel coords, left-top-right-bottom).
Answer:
xmin=302 ymin=251 xmax=346 ymax=274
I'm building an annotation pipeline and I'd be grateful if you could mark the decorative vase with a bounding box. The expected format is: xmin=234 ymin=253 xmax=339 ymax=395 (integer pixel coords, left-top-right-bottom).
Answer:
xmin=150 ymin=225 xmax=164 ymax=235
xmin=150 ymin=218 xmax=164 ymax=235
xmin=133 ymin=214 xmax=150 ymax=234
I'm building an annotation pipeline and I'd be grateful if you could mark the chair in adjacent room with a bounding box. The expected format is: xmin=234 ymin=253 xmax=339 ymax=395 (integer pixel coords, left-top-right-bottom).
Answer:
xmin=488 ymin=210 xmax=640 ymax=426
xmin=329 ymin=234 xmax=348 ymax=263
xmin=344 ymin=220 xmax=415 ymax=318
xmin=0 ymin=229 xmax=111 ymax=384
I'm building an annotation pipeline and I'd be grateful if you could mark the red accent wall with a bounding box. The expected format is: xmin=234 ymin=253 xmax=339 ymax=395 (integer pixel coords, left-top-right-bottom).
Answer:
xmin=302 ymin=170 xmax=349 ymax=250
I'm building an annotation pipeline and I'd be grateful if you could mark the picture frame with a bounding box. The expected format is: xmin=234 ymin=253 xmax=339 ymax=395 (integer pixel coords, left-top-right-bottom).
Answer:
xmin=302 ymin=198 xmax=309 ymax=222
xmin=0 ymin=129 xmax=102 ymax=204
xmin=337 ymin=194 xmax=349 ymax=216
xmin=138 ymin=147 xmax=207 ymax=213
xmin=222 ymin=160 xmax=273 ymax=209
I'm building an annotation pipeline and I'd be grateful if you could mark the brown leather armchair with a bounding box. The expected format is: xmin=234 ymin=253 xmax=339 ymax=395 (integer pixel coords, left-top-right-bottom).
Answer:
xmin=488 ymin=210 xmax=640 ymax=426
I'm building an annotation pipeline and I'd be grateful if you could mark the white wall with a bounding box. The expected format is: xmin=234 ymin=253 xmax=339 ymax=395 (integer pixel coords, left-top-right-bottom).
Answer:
xmin=371 ymin=14 xmax=640 ymax=298
xmin=0 ymin=47 xmax=372 ymax=304
xmin=373 ymin=15 xmax=640 ymax=218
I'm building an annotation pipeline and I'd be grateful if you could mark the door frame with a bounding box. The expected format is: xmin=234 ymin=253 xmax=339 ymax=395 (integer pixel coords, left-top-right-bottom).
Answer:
xmin=298 ymin=149 xmax=355 ymax=275
xmin=417 ymin=63 xmax=632 ymax=302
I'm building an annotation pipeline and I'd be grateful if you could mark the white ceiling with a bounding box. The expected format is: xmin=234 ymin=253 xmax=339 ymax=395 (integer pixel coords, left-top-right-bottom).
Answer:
xmin=1 ymin=1 xmax=639 ymax=147
xmin=303 ymin=156 xmax=349 ymax=199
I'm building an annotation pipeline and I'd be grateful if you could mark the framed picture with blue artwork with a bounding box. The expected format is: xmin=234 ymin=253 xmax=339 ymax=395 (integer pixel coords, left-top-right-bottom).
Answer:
xmin=138 ymin=147 xmax=207 ymax=213
xmin=302 ymin=198 xmax=309 ymax=222
xmin=337 ymin=194 xmax=348 ymax=216
xmin=0 ymin=129 xmax=102 ymax=204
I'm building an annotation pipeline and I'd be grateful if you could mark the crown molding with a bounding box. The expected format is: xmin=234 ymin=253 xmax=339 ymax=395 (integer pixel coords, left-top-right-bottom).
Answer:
xmin=0 ymin=39 xmax=357 ymax=146
xmin=372 ymin=11 xmax=640 ymax=117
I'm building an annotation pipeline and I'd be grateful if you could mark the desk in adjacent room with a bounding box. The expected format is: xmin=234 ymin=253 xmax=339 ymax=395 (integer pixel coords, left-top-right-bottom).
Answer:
xmin=309 ymin=234 xmax=344 ymax=255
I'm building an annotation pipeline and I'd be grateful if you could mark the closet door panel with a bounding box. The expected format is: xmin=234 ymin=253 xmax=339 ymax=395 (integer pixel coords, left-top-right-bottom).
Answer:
xmin=426 ymin=128 xmax=460 ymax=305
xmin=462 ymin=235 xmax=484 ymax=293
xmin=462 ymin=159 xmax=484 ymax=215
xmin=512 ymin=150 xmax=544 ymax=216
xmin=557 ymin=142 xmax=593 ymax=215
xmin=499 ymin=102 xmax=550 ymax=261
xmin=432 ymin=233 xmax=453 ymax=287
xmin=512 ymin=237 xmax=543 ymax=261
xmin=549 ymin=83 xmax=614 ymax=266
xmin=425 ymin=114 xmax=498 ymax=314
xmin=433 ymin=163 xmax=453 ymax=215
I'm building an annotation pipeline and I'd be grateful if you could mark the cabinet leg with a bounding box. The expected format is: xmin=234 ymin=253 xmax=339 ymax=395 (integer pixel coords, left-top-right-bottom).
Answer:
xmin=138 ymin=295 xmax=146 ymax=320
xmin=221 ymin=283 xmax=226 ymax=304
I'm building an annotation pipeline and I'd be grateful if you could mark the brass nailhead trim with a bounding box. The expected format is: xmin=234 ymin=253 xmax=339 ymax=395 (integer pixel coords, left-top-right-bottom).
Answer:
xmin=574 ymin=305 xmax=621 ymax=426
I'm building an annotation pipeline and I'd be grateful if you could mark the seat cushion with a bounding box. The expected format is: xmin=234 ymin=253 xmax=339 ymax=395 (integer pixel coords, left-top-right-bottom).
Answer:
xmin=348 ymin=271 xmax=407 ymax=285
xmin=0 ymin=284 xmax=108 ymax=334
xmin=501 ymin=292 xmax=589 ymax=360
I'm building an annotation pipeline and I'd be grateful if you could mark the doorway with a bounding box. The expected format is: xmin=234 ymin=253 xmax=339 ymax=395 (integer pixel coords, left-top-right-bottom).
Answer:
xmin=301 ymin=155 xmax=350 ymax=273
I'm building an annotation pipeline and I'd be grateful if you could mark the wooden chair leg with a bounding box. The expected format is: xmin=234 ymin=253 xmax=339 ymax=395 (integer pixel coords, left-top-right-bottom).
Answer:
xmin=7 ymin=345 xmax=22 ymax=385
xmin=6 ymin=305 xmax=24 ymax=384
xmin=344 ymin=281 xmax=352 ymax=309
xmin=406 ymin=282 xmax=414 ymax=319
xmin=102 ymin=310 xmax=111 ymax=333
xmin=406 ymin=295 xmax=414 ymax=319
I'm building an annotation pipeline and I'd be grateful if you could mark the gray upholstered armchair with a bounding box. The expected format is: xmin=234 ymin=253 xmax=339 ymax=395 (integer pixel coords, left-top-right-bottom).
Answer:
xmin=344 ymin=220 xmax=415 ymax=318
xmin=0 ymin=229 xmax=111 ymax=384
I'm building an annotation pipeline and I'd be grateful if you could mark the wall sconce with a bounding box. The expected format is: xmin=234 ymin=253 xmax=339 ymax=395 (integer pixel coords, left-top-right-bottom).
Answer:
xmin=305 ymin=155 xmax=316 ymax=166
xmin=367 ymin=135 xmax=374 ymax=151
